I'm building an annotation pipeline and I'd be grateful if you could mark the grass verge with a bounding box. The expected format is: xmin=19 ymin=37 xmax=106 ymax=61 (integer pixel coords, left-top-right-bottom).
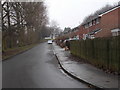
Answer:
xmin=2 ymin=40 xmax=47 ymax=60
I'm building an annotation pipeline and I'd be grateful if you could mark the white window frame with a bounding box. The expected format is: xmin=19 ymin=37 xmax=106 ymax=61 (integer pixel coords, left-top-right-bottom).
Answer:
xmin=89 ymin=22 xmax=92 ymax=27
xmin=93 ymin=20 xmax=96 ymax=25
xmin=111 ymin=28 xmax=120 ymax=36
xmin=96 ymin=18 xmax=100 ymax=24
xmin=84 ymin=24 xmax=89 ymax=29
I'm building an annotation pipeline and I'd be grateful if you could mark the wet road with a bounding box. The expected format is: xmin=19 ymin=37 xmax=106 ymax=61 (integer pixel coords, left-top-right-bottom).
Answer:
xmin=3 ymin=42 xmax=89 ymax=88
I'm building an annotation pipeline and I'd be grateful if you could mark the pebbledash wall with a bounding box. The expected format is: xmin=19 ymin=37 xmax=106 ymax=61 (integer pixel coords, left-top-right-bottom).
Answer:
xmin=75 ymin=5 xmax=120 ymax=39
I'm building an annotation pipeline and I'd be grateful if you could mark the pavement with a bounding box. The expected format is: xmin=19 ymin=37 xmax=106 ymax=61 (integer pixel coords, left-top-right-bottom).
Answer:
xmin=53 ymin=42 xmax=119 ymax=88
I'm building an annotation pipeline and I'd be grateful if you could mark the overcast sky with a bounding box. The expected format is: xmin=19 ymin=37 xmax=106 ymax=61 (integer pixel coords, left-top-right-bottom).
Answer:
xmin=45 ymin=0 xmax=119 ymax=30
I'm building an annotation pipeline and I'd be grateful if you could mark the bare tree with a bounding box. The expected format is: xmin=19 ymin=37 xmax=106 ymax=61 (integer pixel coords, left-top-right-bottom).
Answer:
xmin=2 ymin=1 xmax=49 ymax=50
xmin=82 ymin=4 xmax=118 ymax=24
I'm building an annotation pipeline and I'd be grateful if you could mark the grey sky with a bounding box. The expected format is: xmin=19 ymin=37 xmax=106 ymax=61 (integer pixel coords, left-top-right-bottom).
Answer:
xmin=45 ymin=0 xmax=119 ymax=30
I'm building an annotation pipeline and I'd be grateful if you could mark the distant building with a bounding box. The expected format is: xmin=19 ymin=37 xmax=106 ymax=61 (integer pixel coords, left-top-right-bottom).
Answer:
xmin=44 ymin=37 xmax=52 ymax=40
xmin=63 ymin=27 xmax=72 ymax=34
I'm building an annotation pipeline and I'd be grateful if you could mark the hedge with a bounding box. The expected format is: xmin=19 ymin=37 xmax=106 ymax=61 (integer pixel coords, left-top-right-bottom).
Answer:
xmin=70 ymin=36 xmax=120 ymax=72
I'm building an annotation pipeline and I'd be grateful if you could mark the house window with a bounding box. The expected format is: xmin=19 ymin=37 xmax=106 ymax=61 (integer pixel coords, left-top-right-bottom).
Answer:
xmin=96 ymin=18 xmax=100 ymax=24
xmin=112 ymin=32 xmax=118 ymax=36
xmin=84 ymin=24 xmax=89 ymax=28
xmin=94 ymin=29 xmax=102 ymax=34
xmin=90 ymin=35 xmax=95 ymax=39
xmin=93 ymin=20 xmax=96 ymax=25
xmin=89 ymin=22 xmax=92 ymax=27
xmin=111 ymin=28 xmax=120 ymax=36
xmin=83 ymin=34 xmax=87 ymax=40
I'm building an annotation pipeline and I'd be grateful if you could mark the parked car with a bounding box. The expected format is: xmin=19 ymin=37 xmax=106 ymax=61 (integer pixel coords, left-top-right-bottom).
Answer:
xmin=47 ymin=40 xmax=53 ymax=44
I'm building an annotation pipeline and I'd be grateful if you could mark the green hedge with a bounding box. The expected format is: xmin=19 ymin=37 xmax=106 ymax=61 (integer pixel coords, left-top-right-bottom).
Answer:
xmin=70 ymin=36 xmax=120 ymax=72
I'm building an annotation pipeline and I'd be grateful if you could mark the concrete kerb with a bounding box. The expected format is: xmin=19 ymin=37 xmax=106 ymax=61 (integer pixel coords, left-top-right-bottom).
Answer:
xmin=52 ymin=46 xmax=105 ymax=90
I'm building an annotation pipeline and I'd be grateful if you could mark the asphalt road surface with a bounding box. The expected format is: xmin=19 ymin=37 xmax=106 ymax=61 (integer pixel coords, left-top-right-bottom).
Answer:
xmin=3 ymin=42 xmax=89 ymax=88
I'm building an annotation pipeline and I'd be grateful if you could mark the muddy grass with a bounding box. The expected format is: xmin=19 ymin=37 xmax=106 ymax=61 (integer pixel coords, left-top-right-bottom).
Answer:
xmin=2 ymin=40 xmax=47 ymax=60
xmin=2 ymin=44 xmax=38 ymax=60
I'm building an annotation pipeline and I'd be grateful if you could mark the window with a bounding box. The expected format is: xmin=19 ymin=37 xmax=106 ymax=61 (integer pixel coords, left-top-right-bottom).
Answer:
xmin=112 ymin=32 xmax=117 ymax=36
xmin=90 ymin=35 xmax=95 ymax=39
xmin=96 ymin=18 xmax=100 ymax=24
xmin=93 ymin=20 xmax=96 ymax=25
xmin=94 ymin=29 xmax=102 ymax=34
xmin=111 ymin=28 xmax=120 ymax=36
xmin=83 ymin=34 xmax=87 ymax=40
xmin=89 ymin=22 xmax=92 ymax=27
xmin=84 ymin=24 xmax=89 ymax=28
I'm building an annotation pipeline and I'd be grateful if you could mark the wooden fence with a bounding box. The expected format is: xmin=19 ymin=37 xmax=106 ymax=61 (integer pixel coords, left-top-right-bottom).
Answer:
xmin=70 ymin=36 xmax=120 ymax=72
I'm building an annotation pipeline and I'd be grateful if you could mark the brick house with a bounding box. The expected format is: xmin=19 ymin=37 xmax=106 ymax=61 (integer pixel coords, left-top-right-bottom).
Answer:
xmin=76 ymin=5 xmax=120 ymax=40
xmin=96 ymin=5 xmax=120 ymax=37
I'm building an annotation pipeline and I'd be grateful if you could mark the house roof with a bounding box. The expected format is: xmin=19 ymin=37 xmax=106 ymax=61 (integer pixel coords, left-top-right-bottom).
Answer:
xmin=71 ymin=26 xmax=80 ymax=32
xmin=99 ymin=5 xmax=120 ymax=17
xmin=82 ymin=16 xmax=100 ymax=25
xmin=82 ymin=5 xmax=120 ymax=25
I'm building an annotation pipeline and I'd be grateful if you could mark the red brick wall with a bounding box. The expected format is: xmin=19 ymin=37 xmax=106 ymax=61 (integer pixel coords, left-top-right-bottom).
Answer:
xmin=118 ymin=7 xmax=120 ymax=28
xmin=76 ymin=20 xmax=101 ymax=39
xmin=96 ymin=7 xmax=119 ymax=37
xmin=77 ymin=26 xmax=87 ymax=39
xmin=85 ymin=21 xmax=101 ymax=33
